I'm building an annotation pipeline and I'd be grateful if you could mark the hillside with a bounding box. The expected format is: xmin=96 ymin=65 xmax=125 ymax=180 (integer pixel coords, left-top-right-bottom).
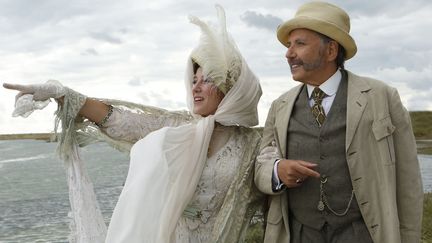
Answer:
xmin=411 ymin=111 xmax=432 ymax=154
xmin=411 ymin=111 xmax=432 ymax=139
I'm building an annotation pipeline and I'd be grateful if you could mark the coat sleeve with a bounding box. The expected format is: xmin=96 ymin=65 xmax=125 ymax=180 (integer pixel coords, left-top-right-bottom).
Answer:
xmin=389 ymin=87 xmax=423 ymax=243
xmin=255 ymin=101 xmax=281 ymax=195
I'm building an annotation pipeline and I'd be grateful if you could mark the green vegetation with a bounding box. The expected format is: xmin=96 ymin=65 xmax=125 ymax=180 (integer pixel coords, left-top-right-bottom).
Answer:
xmin=424 ymin=193 xmax=432 ymax=243
xmin=245 ymin=219 xmax=265 ymax=243
xmin=244 ymin=193 xmax=432 ymax=242
xmin=0 ymin=133 xmax=55 ymax=141
xmin=411 ymin=111 xmax=432 ymax=139
xmin=410 ymin=111 xmax=432 ymax=155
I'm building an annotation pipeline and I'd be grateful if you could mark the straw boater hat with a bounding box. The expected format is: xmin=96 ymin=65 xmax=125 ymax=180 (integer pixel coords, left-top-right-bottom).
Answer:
xmin=277 ymin=1 xmax=357 ymax=60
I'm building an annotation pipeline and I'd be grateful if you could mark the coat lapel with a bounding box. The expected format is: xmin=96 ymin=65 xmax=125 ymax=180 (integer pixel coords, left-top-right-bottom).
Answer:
xmin=274 ymin=84 xmax=303 ymax=158
xmin=346 ymin=71 xmax=371 ymax=151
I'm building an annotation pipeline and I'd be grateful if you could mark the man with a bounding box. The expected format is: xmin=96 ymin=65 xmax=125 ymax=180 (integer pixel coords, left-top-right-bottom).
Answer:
xmin=254 ymin=2 xmax=423 ymax=243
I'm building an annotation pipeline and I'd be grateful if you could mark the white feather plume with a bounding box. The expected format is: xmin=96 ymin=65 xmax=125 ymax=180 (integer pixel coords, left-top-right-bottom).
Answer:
xmin=188 ymin=5 xmax=242 ymax=94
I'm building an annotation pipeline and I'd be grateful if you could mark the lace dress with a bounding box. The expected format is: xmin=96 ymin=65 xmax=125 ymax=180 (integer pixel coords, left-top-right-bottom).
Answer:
xmin=100 ymin=107 xmax=262 ymax=242
xmin=174 ymin=125 xmax=245 ymax=243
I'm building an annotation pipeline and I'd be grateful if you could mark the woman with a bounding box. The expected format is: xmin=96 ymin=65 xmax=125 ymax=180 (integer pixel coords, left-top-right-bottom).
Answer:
xmin=4 ymin=5 xmax=264 ymax=243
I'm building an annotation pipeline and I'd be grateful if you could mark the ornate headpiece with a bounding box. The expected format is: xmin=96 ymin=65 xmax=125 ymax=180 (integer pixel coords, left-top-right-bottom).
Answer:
xmin=189 ymin=5 xmax=242 ymax=94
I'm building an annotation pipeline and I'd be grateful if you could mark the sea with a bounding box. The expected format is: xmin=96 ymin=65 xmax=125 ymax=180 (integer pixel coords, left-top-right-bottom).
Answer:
xmin=0 ymin=139 xmax=431 ymax=242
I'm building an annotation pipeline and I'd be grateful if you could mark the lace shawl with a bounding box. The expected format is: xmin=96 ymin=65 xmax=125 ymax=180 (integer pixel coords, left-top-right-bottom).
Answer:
xmin=53 ymin=94 xmax=192 ymax=243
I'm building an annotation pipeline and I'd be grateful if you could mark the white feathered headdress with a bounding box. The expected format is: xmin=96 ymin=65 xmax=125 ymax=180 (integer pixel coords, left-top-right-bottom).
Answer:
xmin=189 ymin=5 xmax=242 ymax=94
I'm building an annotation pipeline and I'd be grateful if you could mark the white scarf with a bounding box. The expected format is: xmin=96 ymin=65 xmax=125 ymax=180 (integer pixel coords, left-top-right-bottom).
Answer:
xmin=105 ymin=58 xmax=261 ymax=242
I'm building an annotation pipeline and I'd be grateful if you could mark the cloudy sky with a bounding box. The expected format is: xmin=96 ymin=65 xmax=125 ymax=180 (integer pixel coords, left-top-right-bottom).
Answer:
xmin=0 ymin=0 xmax=431 ymax=134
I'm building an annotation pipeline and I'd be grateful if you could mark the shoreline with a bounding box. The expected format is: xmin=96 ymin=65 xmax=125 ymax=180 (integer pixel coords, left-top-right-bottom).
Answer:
xmin=1 ymin=132 xmax=432 ymax=155
xmin=0 ymin=133 xmax=56 ymax=141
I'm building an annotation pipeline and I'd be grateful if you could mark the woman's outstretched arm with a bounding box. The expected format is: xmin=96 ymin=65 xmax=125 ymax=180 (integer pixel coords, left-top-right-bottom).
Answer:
xmin=77 ymin=98 xmax=110 ymax=125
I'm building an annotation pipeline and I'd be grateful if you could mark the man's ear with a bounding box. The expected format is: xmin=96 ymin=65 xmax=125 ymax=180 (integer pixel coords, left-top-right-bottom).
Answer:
xmin=327 ymin=40 xmax=339 ymax=62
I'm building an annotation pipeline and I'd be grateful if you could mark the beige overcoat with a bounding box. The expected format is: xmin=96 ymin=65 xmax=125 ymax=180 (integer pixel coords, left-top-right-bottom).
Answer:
xmin=255 ymin=70 xmax=423 ymax=243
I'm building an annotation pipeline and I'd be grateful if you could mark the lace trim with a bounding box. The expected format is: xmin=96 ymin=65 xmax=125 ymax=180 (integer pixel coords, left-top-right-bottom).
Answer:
xmin=54 ymin=88 xmax=107 ymax=243
xmin=54 ymin=87 xmax=87 ymax=161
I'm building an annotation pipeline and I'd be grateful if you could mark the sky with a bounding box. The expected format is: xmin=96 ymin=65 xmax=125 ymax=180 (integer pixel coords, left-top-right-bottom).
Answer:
xmin=0 ymin=0 xmax=431 ymax=134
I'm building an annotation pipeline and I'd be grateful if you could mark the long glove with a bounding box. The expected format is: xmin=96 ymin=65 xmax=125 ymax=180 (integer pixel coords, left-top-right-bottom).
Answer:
xmin=3 ymin=80 xmax=66 ymax=117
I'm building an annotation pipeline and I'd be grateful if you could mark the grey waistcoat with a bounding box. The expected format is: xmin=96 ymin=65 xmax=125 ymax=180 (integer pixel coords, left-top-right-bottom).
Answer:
xmin=286 ymin=72 xmax=362 ymax=230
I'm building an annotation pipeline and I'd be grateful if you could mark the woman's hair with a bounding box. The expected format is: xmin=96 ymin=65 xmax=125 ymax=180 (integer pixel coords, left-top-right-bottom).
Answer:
xmin=192 ymin=59 xmax=200 ymax=74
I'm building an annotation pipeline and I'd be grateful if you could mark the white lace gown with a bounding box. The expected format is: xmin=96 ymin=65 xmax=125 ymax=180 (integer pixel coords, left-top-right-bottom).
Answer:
xmin=174 ymin=127 xmax=242 ymax=243
xmin=101 ymin=107 xmax=254 ymax=242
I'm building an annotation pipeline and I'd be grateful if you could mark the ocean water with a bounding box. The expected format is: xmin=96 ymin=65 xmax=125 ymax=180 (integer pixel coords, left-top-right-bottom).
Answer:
xmin=0 ymin=140 xmax=129 ymax=242
xmin=0 ymin=139 xmax=430 ymax=242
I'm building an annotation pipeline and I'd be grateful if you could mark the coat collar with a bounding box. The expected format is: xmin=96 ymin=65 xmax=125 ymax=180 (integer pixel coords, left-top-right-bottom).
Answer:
xmin=346 ymin=70 xmax=371 ymax=151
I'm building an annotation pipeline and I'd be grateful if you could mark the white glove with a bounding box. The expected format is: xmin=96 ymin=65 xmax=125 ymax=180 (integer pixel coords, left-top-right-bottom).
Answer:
xmin=11 ymin=94 xmax=50 ymax=117
xmin=3 ymin=80 xmax=66 ymax=117
xmin=257 ymin=141 xmax=280 ymax=162
xmin=3 ymin=79 xmax=66 ymax=101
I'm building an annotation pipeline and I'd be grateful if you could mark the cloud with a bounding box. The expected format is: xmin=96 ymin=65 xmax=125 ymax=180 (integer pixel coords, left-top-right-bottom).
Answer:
xmin=89 ymin=31 xmax=124 ymax=44
xmin=370 ymin=66 xmax=432 ymax=91
xmin=128 ymin=77 xmax=148 ymax=86
xmin=407 ymin=92 xmax=432 ymax=111
xmin=362 ymin=66 xmax=432 ymax=111
xmin=241 ymin=11 xmax=283 ymax=31
xmin=81 ymin=48 xmax=99 ymax=56
xmin=136 ymin=89 xmax=186 ymax=111
xmin=0 ymin=0 xmax=92 ymax=32
xmin=0 ymin=1 xmax=431 ymax=134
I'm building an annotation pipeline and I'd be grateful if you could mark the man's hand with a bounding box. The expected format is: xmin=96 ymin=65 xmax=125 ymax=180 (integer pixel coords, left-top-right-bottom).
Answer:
xmin=277 ymin=159 xmax=320 ymax=188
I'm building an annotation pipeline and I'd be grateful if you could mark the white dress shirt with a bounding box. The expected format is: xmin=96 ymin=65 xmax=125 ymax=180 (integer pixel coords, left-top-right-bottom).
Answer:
xmin=306 ymin=70 xmax=341 ymax=114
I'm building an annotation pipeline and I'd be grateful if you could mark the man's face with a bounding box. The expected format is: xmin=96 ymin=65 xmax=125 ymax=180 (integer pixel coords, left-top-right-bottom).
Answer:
xmin=285 ymin=28 xmax=329 ymax=84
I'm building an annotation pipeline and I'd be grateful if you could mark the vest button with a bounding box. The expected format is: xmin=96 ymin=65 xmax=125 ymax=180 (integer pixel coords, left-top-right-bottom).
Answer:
xmin=320 ymin=155 xmax=326 ymax=160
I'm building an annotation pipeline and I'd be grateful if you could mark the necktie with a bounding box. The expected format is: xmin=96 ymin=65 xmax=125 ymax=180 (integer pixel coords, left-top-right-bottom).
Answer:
xmin=311 ymin=87 xmax=326 ymax=127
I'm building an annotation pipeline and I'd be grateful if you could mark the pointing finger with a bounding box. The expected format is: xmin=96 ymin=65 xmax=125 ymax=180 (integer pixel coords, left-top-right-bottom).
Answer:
xmin=3 ymin=83 xmax=30 ymax=92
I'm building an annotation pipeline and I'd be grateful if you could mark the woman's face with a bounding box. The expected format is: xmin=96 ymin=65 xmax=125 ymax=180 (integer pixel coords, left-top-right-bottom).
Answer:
xmin=192 ymin=67 xmax=224 ymax=116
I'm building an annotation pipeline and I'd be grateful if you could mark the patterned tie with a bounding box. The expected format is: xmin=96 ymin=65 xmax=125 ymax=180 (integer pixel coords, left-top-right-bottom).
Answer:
xmin=311 ymin=87 xmax=326 ymax=127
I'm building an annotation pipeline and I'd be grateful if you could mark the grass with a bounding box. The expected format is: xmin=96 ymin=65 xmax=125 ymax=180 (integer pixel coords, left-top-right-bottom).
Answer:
xmin=244 ymin=193 xmax=432 ymax=242
xmin=411 ymin=111 xmax=432 ymax=139
xmin=410 ymin=111 xmax=432 ymax=155
xmin=423 ymin=193 xmax=432 ymax=243
xmin=245 ymin=220 xmax=265 ymax=243
xmin=0 ymin=133 xmax=55 ymax=141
